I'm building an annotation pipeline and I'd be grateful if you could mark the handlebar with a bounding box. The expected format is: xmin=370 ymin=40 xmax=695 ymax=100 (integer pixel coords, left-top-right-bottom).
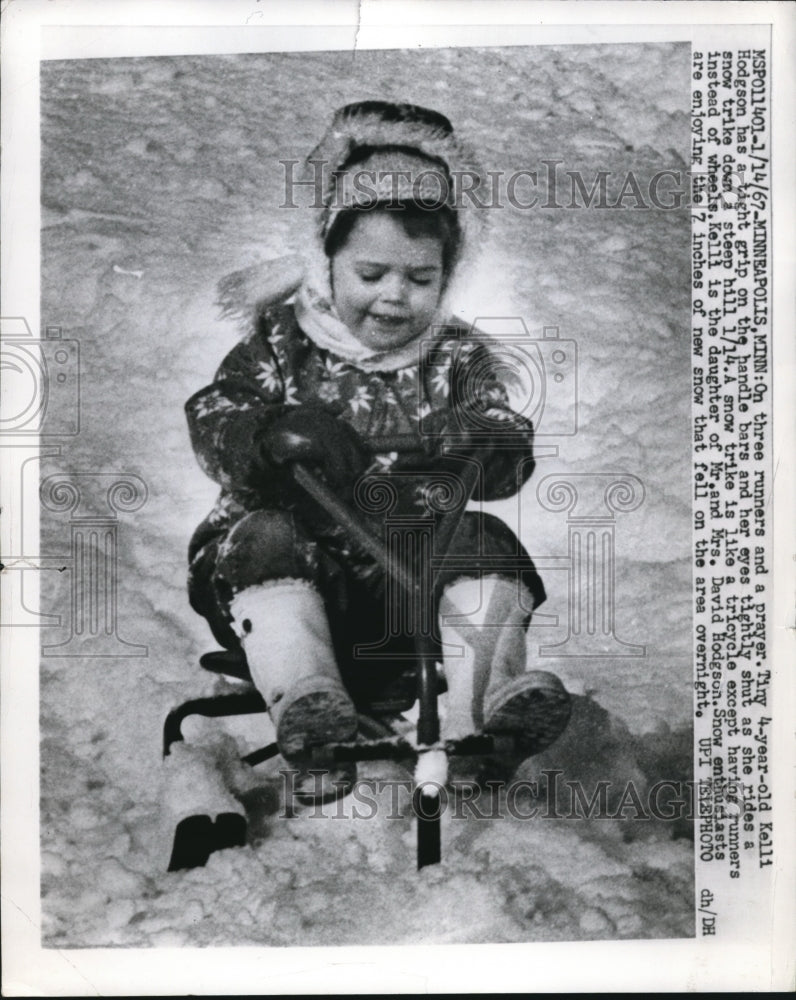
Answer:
xmin=367 ymin=434 xmax=428 ymax=456
xmin=291 ymin=457 xmax=481 ymax=598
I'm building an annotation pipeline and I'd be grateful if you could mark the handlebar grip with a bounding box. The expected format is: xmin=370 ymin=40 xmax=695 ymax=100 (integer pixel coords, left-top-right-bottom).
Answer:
xmin=368 ymin=434 xmax=428 ymax=455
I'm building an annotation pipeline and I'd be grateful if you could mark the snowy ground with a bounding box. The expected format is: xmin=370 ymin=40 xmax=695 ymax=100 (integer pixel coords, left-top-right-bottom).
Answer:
xmin=39 ymin=45 xmax=695 ymax=947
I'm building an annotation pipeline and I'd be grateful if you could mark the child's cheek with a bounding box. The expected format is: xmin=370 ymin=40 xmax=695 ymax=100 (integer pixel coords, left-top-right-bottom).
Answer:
xmin=355 ymin=286 xmax=374 ymax=317
xmin=417 ymin=288 xmax=440 ymax=321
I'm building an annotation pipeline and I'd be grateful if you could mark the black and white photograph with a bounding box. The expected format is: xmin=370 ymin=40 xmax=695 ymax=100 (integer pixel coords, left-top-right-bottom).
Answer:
xmin=2 ymin=1 xmax=793 ymax=994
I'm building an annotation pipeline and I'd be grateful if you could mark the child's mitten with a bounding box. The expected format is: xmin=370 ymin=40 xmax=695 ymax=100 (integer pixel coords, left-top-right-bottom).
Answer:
xmin=436 ymin=402 xmax=535 ymax=501
xmin=262 ymin=404 xmax=370 ymax=493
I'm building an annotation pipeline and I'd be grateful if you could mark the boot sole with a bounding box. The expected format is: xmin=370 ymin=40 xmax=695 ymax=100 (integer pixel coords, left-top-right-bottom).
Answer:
xmin=276 ymin=681 xmax=359 ymax=759
xmin=483 ymin=671 xmax=572 ymax=756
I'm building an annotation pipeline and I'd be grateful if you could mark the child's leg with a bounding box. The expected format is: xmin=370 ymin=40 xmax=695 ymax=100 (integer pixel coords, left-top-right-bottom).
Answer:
xmin=437 ymin=513 xmax=570 ymax=752
xmin=198 ymin=509 xmax=358 ymax=758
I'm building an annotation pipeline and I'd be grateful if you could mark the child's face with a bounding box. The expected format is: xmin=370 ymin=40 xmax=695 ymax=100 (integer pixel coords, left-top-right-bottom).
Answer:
xmin=330 ymin=212 xmax=444 ymax=350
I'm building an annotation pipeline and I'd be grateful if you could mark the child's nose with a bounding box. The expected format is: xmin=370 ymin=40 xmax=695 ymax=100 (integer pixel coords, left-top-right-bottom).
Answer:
xmin=381 ymin=273 xmax=408 ymax=303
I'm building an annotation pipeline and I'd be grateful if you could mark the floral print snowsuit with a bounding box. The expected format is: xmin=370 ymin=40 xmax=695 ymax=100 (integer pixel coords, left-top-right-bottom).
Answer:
xmin=186 ymin=301 xmax=545 ymax=673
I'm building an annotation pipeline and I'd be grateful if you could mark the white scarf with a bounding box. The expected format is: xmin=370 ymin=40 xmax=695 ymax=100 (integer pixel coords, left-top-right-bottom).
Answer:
xmin=293 ymin=279 xmax=449 ymax=373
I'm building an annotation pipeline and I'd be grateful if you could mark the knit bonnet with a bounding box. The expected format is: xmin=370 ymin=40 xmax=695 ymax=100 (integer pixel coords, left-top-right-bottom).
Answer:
xmin=305 ymin=100 xmax=486 ymax=272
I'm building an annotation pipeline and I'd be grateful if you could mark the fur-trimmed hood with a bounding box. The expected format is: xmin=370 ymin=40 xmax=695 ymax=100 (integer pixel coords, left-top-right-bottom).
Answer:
xmin=217 ymin=102 xmax=488 ymax=371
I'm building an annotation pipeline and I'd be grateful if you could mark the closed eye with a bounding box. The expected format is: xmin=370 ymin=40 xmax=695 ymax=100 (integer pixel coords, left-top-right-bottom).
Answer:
xmin=356 ymin=266 xmax=439 ymax=285
xmin=409 ymin=267 xmax=440 ymax=285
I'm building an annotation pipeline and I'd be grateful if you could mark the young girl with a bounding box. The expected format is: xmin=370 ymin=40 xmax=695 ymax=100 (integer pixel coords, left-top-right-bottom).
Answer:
xmin=185 ymin=101 xmax=570 ymax=774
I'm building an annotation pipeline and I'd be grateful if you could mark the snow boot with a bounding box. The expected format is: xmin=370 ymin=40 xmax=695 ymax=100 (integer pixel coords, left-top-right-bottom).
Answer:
xmin=230 ymin=580 xmax=359 ymax=760
xmin=438 ymin=575 xmax=571 ymax=755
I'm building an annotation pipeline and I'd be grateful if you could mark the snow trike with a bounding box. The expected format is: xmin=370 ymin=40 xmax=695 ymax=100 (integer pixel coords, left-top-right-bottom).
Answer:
xmin=162 ymin=443 xmax=571 ymax=872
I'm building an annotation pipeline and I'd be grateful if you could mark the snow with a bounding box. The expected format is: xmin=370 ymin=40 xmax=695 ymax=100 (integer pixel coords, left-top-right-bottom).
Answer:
xmin=39 ymin=44 xmax=694 ymax=948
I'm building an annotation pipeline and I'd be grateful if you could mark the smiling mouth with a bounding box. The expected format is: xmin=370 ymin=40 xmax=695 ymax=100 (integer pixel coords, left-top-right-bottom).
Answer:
xmin=369 ymin=313 xmax=410 ymax=327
